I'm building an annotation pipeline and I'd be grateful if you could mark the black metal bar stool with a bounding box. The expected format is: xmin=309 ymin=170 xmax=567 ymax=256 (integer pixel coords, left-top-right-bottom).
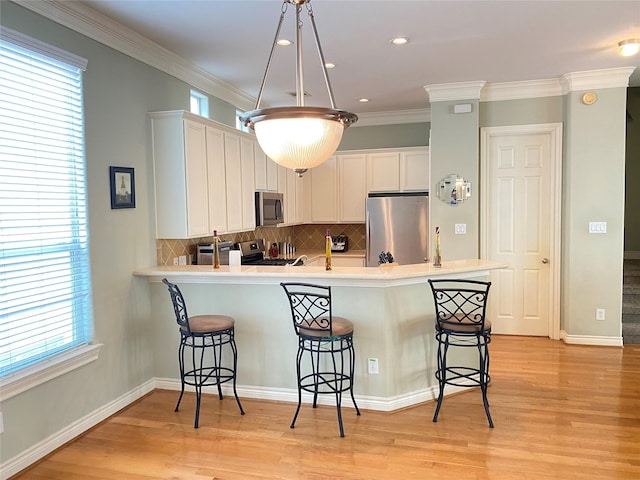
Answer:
xmin=428 ymin=278 xmax=493 ymax=427
xmin=280 ymin=282 xmax=361 ymax=437
xmin=162 ymin=278 xmax=245 ymax=428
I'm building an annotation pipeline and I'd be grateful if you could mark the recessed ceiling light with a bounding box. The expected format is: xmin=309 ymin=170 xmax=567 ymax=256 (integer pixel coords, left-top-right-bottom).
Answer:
xmin=618 ymin=38 xmax=640 ymax=56
xmin=276 ymin=39 xmax=292 ymax=46
xmin=390 ymin=37 xmax=408 ymax=45
xmin=325 ymin=62 xmax=335 ymax=69
xmin=359 ymin=98 xmax=370 ymax=103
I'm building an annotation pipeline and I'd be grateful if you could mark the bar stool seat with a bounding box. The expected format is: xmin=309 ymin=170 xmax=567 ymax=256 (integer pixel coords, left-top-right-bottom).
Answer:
xmin=162 ymin=278 xmax=245 ymax=428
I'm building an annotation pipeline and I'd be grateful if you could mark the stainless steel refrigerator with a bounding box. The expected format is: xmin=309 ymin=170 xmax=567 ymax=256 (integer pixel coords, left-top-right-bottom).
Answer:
xmin=366 ymin=192 xmax=430 ymax=267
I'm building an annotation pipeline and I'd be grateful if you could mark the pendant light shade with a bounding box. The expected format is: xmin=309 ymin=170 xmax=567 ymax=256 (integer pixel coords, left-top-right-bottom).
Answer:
xmin=249 ymin=106 xmax=357 ymax=174
xmin=241 ymin=0 xmax=357 ymax=176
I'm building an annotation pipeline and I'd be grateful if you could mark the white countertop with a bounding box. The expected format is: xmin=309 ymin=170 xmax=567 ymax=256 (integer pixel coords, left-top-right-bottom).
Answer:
xmin=134 ymin=258 xmax=508 ymax=287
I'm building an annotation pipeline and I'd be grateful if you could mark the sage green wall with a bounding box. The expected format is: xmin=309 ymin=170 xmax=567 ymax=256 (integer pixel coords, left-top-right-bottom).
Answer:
xmin=0 ymin=2 xmax=189 ymax=463
xmin=625 ymin=87 xmax=640 ymax=253
xmin=338 ymin=122 xmax=430 ymax=151
xmin=480 ymin=96 xmax=564 ymax=126
xmin=209 ymin=96 xmax=238 ymax=127
xmin=429 ymin=100 xmax=480 ymax=260
xmin=562 ymin=88 xmax=627 ymax=338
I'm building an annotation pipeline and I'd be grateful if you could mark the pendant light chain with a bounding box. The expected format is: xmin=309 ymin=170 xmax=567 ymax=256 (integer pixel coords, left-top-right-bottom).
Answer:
xmin=306 ymin=1 xmax=337 ymax=110
xmin=240 ymin=0 xmax=358 ymax=176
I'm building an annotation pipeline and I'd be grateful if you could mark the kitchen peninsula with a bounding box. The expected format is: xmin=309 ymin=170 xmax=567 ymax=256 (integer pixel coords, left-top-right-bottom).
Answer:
xmin=134 ymin=259 xmax=506 ymax=411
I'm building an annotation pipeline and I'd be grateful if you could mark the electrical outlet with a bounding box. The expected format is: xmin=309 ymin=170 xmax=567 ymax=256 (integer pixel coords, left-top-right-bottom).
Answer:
xmin=596 ymin=308 xmax=605 ymax=321
xmin=455 ymin=224 xmax=467 ymax=235
xmin=178 ymin=255 xmax=187 ymax=265
xmin=368 ymin=357 xmax=379 ymax=375
xmin=173 ymin=257 xmax=179 ymax=266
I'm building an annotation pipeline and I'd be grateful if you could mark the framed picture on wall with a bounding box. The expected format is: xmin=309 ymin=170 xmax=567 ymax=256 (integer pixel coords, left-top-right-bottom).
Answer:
xmin=109 ymin=166 xmax=136 ymax=209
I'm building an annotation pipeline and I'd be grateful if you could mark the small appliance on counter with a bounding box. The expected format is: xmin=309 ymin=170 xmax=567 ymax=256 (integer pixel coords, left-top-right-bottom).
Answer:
xmin=197 ymin=241 xmax=234 ymax=265
xmin=331 ymin=235 xmax=349 ymax=252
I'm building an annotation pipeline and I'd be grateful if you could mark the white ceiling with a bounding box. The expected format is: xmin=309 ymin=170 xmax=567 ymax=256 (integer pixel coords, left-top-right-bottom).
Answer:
xmin=81 ymin=0 xmax=639 ymax=116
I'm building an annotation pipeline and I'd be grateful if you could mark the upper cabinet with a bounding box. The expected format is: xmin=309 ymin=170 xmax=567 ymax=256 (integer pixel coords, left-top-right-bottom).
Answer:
xmin=277 ymin=164 xmax=305 ymax=226
xmin=254 ymin=143 xmax=278 ymax=192
xmin=367 ymin=147 xmax=430 ymax=193
xmin=367 ymin=152 xmax=401 ymax=192
xmin=310 ymin=156 xmax=338 ymax=222
xmin=150 ymin=113 xmax=210 ymax=238
xmin=338 ymin=153 xmax=367 ymax=222
xmin=206 ymin=127 xmax=228 ymax=234
xmin=150 ymin=110 xmax=258 ymax=239
xmin=400 ymin=149 xmax=430 ymax=191
xmin=240 ymin=137 xmax=256 ymax=230
xmin=307 ymin=153 xmax=366 ymax=224
xmin=150 ymin=111 xmax=428 ymax=238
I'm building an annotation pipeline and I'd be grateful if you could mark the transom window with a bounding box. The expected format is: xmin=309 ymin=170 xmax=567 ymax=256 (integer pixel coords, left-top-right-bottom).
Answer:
xmin=190 ymin=89 xmax=209 ymax=117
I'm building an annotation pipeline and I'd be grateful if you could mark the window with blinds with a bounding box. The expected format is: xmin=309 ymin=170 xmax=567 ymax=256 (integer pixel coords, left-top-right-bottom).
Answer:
xmin=0 ymin=28 xmax=93 ymax=377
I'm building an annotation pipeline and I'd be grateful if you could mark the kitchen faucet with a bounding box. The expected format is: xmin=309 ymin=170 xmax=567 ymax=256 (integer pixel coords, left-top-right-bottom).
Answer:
xmin=290 ymin=254 xmax=308 ymax=267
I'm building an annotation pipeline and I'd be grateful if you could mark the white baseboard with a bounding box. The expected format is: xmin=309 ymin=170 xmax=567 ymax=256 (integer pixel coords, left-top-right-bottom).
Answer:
xmin=624 ymin=251 xmax=640 ymax=260
xmin=0 ymin=380 xmax=155 ymax=480
xmin=560 ymin=330 xmax=623 ymax=346
xmin=154 ymin=377 xmax=471 ymax=412
xmin=3 ymin=377 xmax=469 ymax=479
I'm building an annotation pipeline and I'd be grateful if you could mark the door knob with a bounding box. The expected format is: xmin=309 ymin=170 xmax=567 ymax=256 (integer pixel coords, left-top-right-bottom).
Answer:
xmin=541 ymin=258 xmax=549 ymax=264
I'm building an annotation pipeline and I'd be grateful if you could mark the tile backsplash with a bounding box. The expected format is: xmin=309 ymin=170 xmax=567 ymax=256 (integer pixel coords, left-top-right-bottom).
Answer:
xmin=156 ymin=223 xmax=366 ymax=265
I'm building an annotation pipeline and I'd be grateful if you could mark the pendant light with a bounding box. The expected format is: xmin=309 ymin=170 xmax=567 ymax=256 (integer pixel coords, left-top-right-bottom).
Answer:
xmin=240 ymin=0 xmax=358 ymax=176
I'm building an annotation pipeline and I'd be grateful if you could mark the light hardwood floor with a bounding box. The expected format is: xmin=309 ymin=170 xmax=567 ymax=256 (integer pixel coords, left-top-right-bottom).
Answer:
xmin=11 ymin=336 xmax=640 ymax=480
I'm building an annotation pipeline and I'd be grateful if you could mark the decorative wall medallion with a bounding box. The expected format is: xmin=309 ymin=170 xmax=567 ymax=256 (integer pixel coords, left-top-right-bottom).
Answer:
xmin=582 ymin=92 xmax=598 ymax=105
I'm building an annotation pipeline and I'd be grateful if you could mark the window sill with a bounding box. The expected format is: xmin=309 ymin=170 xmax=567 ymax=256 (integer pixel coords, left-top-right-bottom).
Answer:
xmin=0 ymin=344 xmax=103 ymax=401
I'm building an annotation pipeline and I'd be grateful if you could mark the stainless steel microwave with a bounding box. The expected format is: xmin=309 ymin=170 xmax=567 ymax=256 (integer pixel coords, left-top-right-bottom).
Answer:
xmin=255 ymin=191 xmax=284 ymax=226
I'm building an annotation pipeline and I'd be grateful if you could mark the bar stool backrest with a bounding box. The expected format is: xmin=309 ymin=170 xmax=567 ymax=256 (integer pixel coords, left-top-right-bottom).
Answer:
xmin=162 ymin=278 xmax=192 ymax=334
xmin=281 ymin=282 xmax=334 ymax=338
xmin=428 ymin=279 xmax=491 ymax=333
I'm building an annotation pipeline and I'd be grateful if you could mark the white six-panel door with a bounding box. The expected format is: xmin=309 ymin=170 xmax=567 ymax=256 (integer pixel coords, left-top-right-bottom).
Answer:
xmin=481 ymin=124 xmax=562 ymax=338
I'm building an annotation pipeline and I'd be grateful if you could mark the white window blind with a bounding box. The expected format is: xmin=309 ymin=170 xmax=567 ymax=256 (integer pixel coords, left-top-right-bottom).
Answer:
xmin=0 ymin=28 xmax=93 ymax=377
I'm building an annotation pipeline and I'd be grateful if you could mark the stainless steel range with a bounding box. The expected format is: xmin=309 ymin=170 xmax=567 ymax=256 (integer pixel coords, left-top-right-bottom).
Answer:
xmin=237 ymin=239 xmax=301 ymax=266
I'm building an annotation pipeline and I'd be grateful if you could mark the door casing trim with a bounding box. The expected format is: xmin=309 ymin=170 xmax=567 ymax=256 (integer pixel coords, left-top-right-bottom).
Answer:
xmin=480 ymin=123 xmax=563 ymax=340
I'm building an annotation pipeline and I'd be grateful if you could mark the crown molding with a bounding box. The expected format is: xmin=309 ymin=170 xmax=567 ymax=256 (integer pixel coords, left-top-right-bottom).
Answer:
xmin=424 ymin=81 xmax=486 ymax=102
xmin=352 ymin=108 xmax=431 ymax=127
xmin=12 ymin=0 xmax=256 ymax=111
xmin=561 ymin=67 xmax=636 ymax=93
xmin=480 ymin=78 xmax=564 ymax=102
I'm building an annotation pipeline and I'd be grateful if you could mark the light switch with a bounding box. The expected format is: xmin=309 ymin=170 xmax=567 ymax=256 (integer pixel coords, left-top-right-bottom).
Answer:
xmin=588 ymin=222 xmax=607 ymax=234
xmin=455 ymin=224 xmax=467 ymax=235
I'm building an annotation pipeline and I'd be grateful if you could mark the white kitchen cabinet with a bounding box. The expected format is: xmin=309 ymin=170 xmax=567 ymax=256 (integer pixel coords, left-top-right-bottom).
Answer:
xmin=310 ymin=156 xmax=338 ymax=222
xmin=367 ymin=152 xmax=400 ymax=192
xmin=266 ymin=155 xmax=278 ymax=191
xmin=206 ymin=127 xmax=227 ymax=233
xmin=240 ymin=137 xmax=256 ymax=230
xmin=338 ymin=153 xmax=366 ymax=222
xmin=150 ymin=113 xmax=210 ymax=239
xmin=254 ymin=142 xmax=278 ymax=192
xmin=254 ymin=142 xmax=267 ymax=191
xmin=151 ymin=110 xmax=261 ymax=238
xmin=400 ymin=149 xmax=430 ymax=191
xmin=367 ymin=147 xmax=429 ymax=193
xmin=224 ymin=132 xmax=243 ymax=232
xmin=277 ymin=165 xmax=304 ymax=225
